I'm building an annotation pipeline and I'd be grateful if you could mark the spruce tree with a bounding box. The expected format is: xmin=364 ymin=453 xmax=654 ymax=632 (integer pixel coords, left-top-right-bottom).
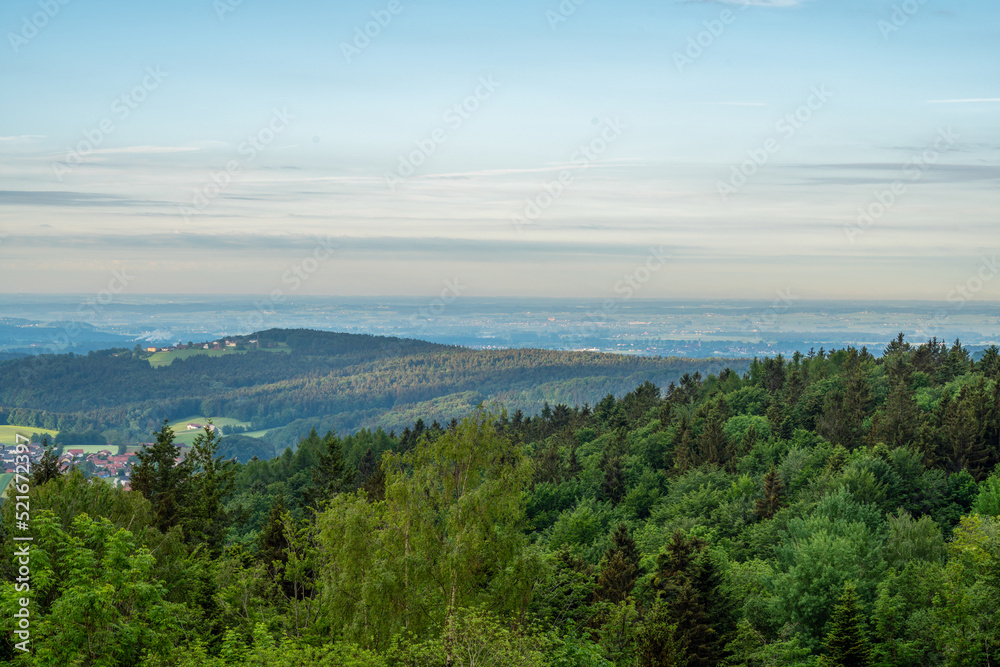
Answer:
xmin=755 ymin=465 xmax=786 ymax=520
xmin=302 ymin=430 xmax=355 ymax=508
xmin=184 ymin=422 xmax=237 ymax=555
xmin=30 ymin=437 xmax=63 ymax=487
xmin=596 ymin=523 xmax=642 ymax=603
xmin=131 ymin=420 xmax=191 ymax=533
xmin=824 ymin=581 xmax=872 ymax=667
xmin=646 ymin=531 xmax=733 ymax=667
xmin=599 ymin=455 xmax=626 ymax=505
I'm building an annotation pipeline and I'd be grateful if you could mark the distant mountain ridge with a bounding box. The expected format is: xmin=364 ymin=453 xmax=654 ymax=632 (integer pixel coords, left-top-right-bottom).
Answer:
xmin=0 ymin=328 xmax=747 ymax=452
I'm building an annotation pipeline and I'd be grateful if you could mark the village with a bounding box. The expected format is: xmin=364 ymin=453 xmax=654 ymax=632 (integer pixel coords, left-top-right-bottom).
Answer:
xmin=0 ymin=422 xmax=220 ymax=495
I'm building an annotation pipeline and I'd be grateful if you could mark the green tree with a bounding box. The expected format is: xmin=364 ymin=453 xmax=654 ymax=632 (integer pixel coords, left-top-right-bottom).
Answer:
xmin=130 ymin=420 xmax=191 ymax=533
xmin=183 ymin=422 xmax=237 ymax=555
xmin=317 ymin=408 xmax=533 ymax=651
xmin=755 ymin=465 xmax=785 ymax=520
xmin=301 ymin=429 xmax=356 ymax=509
xmin=823 ymin=581 xmax=872 ymax=667
xmin=29 ymin=438 xmax=63 ymax=487
xmin=595 ymin=523 xmax=642 ymax=604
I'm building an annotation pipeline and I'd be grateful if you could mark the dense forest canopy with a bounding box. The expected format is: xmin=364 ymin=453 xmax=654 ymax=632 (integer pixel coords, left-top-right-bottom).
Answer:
xmin=2 ymin=334 xmax=1000 ymax=665
xmin=0 ymin=328 xmax=742 ymax=450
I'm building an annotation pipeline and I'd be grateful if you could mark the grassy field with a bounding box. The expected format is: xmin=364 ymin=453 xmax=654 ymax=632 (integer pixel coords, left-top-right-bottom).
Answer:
xmin=147 ymin=344 xmax=291 ymax=368
xmin=62 ymin=444 xmax=116 ymax=454
xmin=147 ymin=348 xmax=243 ymax=368
xmin=0 ymin=425 xmax=60 ymax=445
xmin=166 ymin=416 xmax=266 ymax=446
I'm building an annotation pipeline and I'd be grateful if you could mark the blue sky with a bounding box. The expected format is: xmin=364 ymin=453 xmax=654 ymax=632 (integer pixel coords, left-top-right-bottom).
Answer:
xmin=0 ymin=0 xmax=997 ymax=301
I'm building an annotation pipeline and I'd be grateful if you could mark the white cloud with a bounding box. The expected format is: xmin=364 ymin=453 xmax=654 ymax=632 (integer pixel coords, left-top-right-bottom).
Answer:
xmin=927 ymin=98 xmax=1000 ymax=104
xmin=711 ymin=0 xmax=808 ymax=6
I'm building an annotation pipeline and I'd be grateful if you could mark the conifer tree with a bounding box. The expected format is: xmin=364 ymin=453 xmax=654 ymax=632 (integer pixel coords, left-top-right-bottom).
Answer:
xmin=302 ymin=430 xmax=355 ymax=508
xmin=599 ymin=455 xmax=626 ymax=505
xmin=184 ymin=422 xmax=237 ymax=555
xmin=755 ymin=465 xmax=785 ymax=520
xmin=131 ymin=420 xmax=191 ymax=533
xmin=824 ymin=581 xmax=872 ymax=667
xmin=356 ymin=447 xmax=378 ymax=486
xmin=596 ymin=523 xmax=642 ymax=603
xmin=30 ymin=437 xmax=63 ymax=487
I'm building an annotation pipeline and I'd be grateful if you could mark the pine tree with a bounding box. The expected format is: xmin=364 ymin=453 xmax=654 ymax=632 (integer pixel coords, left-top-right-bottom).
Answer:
xmin=698 ymin=416 xmax=728 ymax=466
xmin=755 ymin=465 xmax=785 ymax=520
xmin=672 ymin=416 xmax=696 ymax=473
xmin=596 ymin=523 xmax=642 ymax=603
xmin=646 ymin=531 xmax=733 ymax=667
xmin=184 ymin=422 xmax=237 ymax=555
xmin=824 ymin=581 xmax=872 ymax=667
xmin=599 ymin=455 xmax=626 ymax=505
xmin=30 ymin=437 xmax=63 ymax=487
xmin=536 ymin=440 xmax=563 ymax=484
xmin=130 ymin=420 xmax=190 ymax=533
xmin=302 ymin=430 xmax=356 ymax=509
xmin=357 ymin=447 xmax=378 ymax=486
xmin=567 ymin=441 xmax=582 ymax=479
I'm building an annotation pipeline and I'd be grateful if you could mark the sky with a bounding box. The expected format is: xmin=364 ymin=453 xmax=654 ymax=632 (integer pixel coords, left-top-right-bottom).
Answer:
xmin=0 ymin=0 xmax=998 ymax=302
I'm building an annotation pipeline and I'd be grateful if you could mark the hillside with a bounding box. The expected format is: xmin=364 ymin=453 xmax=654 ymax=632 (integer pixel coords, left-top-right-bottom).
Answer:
xmin=3 ymin=335 xmax=999 ymax=665
xmin=0 ymin=328 xmax=744 ymax=451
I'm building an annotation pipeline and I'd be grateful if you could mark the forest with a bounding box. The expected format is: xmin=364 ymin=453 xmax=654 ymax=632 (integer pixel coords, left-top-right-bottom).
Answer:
xmin=0 ymin=328 xmax=738 ymax=450
xmin=2 ymin=334 xmax=1000 ymax=666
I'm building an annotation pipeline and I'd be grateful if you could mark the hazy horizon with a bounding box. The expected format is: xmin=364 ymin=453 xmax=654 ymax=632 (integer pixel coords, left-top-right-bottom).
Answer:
xmin=2 ymin=0 xmax=998 ymax=301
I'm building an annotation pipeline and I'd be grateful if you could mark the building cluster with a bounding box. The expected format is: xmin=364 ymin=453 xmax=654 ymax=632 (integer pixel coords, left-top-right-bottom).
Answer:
xmin=146 ymin=339 xmax=242 ymax=353
xmin=1 ymin=441 xmax=43 ymax=472
xmin=59 ymin=448 xmax=138 ymax=486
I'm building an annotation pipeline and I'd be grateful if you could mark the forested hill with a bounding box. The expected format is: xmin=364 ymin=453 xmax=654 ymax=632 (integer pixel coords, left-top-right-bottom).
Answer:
xmin=0 ymin=328 xmax=741 ymax=447
xmin=4 ymin=335 xmax=1000 ymax=665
